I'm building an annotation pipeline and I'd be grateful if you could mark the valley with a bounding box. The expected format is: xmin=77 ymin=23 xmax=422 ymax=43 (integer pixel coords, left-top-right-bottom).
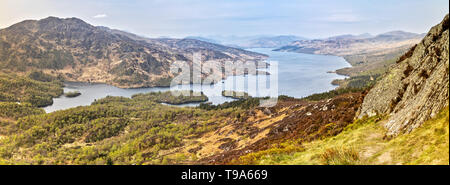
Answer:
xmin=43 ymin=47 xmax=349 ymax=113
xmin=0 ymin=12 xmax=448 ymax=166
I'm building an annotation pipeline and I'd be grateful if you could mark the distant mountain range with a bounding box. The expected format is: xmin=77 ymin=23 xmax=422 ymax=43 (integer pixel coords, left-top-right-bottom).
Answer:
xmin=186 ymin=35 xmax=309 ymax=49
xmin=275 ymin=30 xmax=426 ymax=76
xmin=326 ymin=33 xmax=373 ymax=40
xmin=275 ymin=31 xmax=425 ymax=56
xmin=0 ymin=17 xmax=267 ymax=88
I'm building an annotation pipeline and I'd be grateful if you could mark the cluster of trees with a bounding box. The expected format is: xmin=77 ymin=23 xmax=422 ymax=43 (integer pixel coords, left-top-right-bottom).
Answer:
xmin=345 ymin=74 xmax=380 ymax=88
xmin=199 ymin=97 xmax=261 ymax=110
xmin=301 ymin=87 xmax=365 ymax=101
xmin=132 ymin=90 xmax=208 ymax=105
xmin=64 ymin=91 xmax=81 ymax=98
xmin=0 ymin=91 xmax=239 ymax=164
xmin=0 ymin=71 xmax=63 ymax=107
xmin=0 ymin=102 xmax=44 ymax=120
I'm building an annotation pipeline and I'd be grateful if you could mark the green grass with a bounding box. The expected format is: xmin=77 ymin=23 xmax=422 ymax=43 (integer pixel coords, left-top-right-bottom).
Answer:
xmin=320 ymin=147 xmax=360 ymax=165
xmin=373 ymin=107 xmax=449 ymax=165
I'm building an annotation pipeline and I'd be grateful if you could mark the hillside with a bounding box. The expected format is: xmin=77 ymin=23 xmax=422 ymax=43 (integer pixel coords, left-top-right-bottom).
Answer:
xmin=0 ymin=15 xmax=448 ymax=165
xmin=0 ymin=89 xmax=366 ymax=164
xmin=0 ymin=17 xmax=267 ymax=88
xmin=359 ymin=14 xmax=449 ymax=136
xmin=233 ymin=14 xmax=449 ymax=165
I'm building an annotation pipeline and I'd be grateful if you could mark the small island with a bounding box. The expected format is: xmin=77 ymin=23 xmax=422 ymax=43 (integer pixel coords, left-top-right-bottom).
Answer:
xmin=222 ymin=90 xmax=251 ymax=100
xmin=132 ymin=90 xmax=208 ymax=105
xmin=64 ymin=91 xmax=81 ymax=98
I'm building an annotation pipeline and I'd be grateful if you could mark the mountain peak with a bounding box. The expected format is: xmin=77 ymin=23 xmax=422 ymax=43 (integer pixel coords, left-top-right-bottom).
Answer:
xmin=41 ymin=16 xmax=85 ymax=22
xmin=374 ymin=30 xmax=423 ymax=40
xmin=38 ymin=16 xmax=91 ymax=27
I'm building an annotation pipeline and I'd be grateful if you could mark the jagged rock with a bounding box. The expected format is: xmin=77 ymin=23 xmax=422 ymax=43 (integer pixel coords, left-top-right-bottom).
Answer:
xmin=358 ymin=14 xmax=449 ymax=136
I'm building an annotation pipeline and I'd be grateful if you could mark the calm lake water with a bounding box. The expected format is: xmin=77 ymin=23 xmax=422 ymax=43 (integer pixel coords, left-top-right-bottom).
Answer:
xmin=44 ymin=48 xmax=350 ymax=113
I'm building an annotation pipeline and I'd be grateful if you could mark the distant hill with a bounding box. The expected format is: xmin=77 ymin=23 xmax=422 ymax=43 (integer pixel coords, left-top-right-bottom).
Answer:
xmin=184 ymin=36 xmax=220 ymax=44
xmin=327 ymin=33 xmax=373 ymax=40
xmin=0 ymin=17 xmax=267 ymax=88
xmin=275 ymin=30 xmax=424 ymax=57
xmin=186 ymin=35 xmax=309 ymax=48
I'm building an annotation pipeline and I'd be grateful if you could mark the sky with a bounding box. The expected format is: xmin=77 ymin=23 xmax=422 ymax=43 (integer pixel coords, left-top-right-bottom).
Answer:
xmin=0 ymin=0 xmax=448 ymax=39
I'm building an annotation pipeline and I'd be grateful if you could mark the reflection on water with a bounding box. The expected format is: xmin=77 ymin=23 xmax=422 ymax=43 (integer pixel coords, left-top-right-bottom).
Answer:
xmin=44 ymin=48 xmax=350 ymax=113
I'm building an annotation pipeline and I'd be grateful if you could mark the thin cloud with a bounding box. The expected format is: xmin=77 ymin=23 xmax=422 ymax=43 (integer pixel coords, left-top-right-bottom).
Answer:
xmin=93 ymin=14 xmax=107 ymax=19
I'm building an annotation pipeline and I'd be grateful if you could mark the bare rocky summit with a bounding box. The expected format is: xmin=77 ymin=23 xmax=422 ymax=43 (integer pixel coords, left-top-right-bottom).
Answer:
xmin=0 ymin=17 xmax=267 ymax=88
xmin=358 ymin=14 xmax=449 ymax=136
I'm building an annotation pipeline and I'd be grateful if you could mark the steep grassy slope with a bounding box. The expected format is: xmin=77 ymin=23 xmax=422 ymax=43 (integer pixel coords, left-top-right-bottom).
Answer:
xmin=359 ymin=14 xmax=449 ymax=136
xmin=236 ymin=107 xmax=448 ymax=165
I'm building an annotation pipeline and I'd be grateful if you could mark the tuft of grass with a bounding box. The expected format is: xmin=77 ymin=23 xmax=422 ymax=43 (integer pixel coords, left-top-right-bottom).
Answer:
xmin=235 ymin=141 xmax=304 ymax=165
xmin=320 ymin=147 xmax=360 ymax=165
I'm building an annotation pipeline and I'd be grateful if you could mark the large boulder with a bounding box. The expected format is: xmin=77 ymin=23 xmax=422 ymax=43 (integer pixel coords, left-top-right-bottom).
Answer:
xmin=358 ymin=14 xmax=449 ymax=136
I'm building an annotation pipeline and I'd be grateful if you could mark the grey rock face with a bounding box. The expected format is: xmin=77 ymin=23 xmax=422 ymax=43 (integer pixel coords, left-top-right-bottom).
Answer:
xmin=358 ymin=14 xmax=449 ymax=136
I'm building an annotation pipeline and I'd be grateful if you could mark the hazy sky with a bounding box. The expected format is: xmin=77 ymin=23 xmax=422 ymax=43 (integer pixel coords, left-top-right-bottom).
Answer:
xmin=0 ymin=0 xmax=448 ymax=38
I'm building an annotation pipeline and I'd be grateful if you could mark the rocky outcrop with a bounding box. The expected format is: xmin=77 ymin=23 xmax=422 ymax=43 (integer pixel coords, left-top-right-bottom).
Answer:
xmin=358 ymin=14 xmax=449 ymax=136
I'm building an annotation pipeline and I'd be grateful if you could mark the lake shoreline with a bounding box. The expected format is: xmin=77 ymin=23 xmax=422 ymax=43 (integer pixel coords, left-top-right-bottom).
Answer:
xmin=44 ymin=48 xmax=350 ymax=113
xmin=270 ymin=49 xmax=353 ymax=89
